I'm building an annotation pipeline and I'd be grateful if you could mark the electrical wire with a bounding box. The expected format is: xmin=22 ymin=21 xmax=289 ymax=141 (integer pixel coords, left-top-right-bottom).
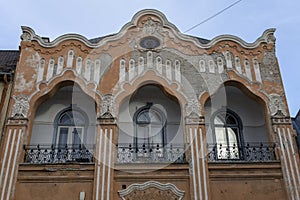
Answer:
xmin=184 ymin=0 xmax=243 ymax=33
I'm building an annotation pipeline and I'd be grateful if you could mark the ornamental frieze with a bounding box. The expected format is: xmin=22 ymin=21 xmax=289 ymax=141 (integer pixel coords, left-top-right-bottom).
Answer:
xmin=11 ymin=95 xmax=30 ymax=118
xmin=118 ymin=181 xmax=185 ymax=200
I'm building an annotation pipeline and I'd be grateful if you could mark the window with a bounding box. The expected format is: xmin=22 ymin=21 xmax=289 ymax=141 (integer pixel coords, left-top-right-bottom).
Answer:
xmin=212 ymin=109 xmax=243 ymax=159
xmin=134 ymin=103 xmax=166 ymax=158
xmin=54 ymin=107 xmax=88 ymax=148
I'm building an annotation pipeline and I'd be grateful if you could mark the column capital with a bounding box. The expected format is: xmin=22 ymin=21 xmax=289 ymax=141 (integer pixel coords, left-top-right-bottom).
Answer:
xmin=7 ymin=117 xmax=28 ymax=126
xmin=185 ymin=112 xmax=205 ymax=125
xmin=271 ymin=110 xmax=292 ymax=125
xmin=97 ymin=111 xmax=117 ymax=125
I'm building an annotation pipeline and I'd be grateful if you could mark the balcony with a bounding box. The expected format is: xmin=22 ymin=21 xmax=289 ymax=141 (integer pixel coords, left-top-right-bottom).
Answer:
xmin=23 ymin=144 xmax=94 ymax=164
xmin=207 ymin=143 xmax=277 ymax=162
xmin=116 ymin=143 xmax=186 ymax=164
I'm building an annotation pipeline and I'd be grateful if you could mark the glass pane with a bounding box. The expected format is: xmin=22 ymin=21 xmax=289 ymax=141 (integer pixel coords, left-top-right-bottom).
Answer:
xmin=149 ymin=124 xmax=162 ymax=138
xmin=227 ymin=128 xmax=238 ymax=145
xmin=137 ymin=125 xmax=149 ymax=145
xmin=215 ymin=127 xmax=227 ymax=159
xmin=137 ymin=125 xmax=150 ymax=157
xmin=226 ymin=114 xmax=237 ymax=125
xmin=150 ymin=125 xmax=163 ymax=157
xmin=73 ymin=128 xmax=82 ymax=148
xmin=72 ymin=112 xmax=85 ymax=125
xmin=150 ymin=125 xmax=162 ymax=144
xmin=214 ymin=116 xmax=225 ymax=125
xmin=59 ymin=110 xmax=85 ymax=125
xmin=58 ymin=127 xmax=68 ymax=148
xmin=149 ymin=110 xmax=161 ymax=123
xmin=227 ymin=128 xmax=239 ymax=159
xmin=60 ymin=111 xmax=73 ymax=124
xmin=137 ymin=112 xmax=150 ymax=124
xmin=215 ymin=127 xmax=226 ymax=144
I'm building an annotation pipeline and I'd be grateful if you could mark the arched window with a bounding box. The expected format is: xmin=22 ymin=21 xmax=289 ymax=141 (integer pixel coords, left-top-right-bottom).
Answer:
xmin=134 ymin=103 xmax=166 ymax=158
xmin=53 ymin=106 xmax=88 ymax=148
xmin=212 ymin=109 xmax=243 ymax=159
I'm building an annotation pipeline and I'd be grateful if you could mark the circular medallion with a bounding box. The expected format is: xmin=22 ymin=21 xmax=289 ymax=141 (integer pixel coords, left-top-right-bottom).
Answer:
xmin=140 ymin=36 xmax=160 ymax=49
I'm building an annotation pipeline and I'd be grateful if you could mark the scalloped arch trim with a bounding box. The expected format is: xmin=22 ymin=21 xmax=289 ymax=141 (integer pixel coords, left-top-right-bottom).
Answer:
xmin=118 ymin=181 xmax=185 ymax=200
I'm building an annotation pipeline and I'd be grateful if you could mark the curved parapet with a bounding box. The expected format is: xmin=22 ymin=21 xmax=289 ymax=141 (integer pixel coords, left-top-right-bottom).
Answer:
xmin=20 ymin=9 xmax=276 ymax=50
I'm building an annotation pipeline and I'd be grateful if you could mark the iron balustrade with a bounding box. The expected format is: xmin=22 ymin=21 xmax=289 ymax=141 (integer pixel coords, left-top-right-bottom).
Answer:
xmin=207 ymin=143 xmax=277 ymax=162
xmin=116 ymin=143 xmax=186 ymax=163
xmin=23 ymin=143 xmax=276 ymax=164
xmin=23 ymin=144 xmax=94 ymax=164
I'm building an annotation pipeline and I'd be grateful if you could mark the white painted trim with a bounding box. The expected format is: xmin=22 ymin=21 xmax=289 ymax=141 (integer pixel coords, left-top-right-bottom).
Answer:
xmin=106 ymin=129 xmax=113 ymax=200
xmin=282 ymin=128 xmax=299 ymax=200
xmin=1 ymin=129 xmax=16 ymax=200
xmin=287 ymin=128 xmax=300 ymax=187
xmin=194 ymin=128 xmax=202 ymax=199
xmin=7 ymin=129 xmax=22 ymax=200
xmin=200 ymin=128 xmax=208 ymax=200
xmin=96 ymin=129 xmax=103 ymax=200
xmin=101 ymin=129 xmax=108 ymax=200
xmin=278 ymin=128 xmax=295 ymax=200
xmin=0 ymin=129 xmax=12 ymax=186
xmin=189 ymin=128 xmax=198 ymax=200
xmin=21 ymin=10 xmax=275 ymax=50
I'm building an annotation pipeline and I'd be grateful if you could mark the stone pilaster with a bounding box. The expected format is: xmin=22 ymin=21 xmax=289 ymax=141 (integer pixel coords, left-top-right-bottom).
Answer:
xmin=93 ymin=112 xmax=117 ymax=200
xmin=185 ymin=113 xmax=210 ymax=200
xmin=0 ymin=118 xmax=28 ymax=200
xmin=271 ymin=112 xmax=300 ymax=200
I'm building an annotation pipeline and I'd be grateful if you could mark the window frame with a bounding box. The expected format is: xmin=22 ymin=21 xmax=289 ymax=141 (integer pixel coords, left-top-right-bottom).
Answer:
xmin=133 ymin=103 xmax=167 ymax=157
xmin=52 ymin=105 xmax=89 ymax=148
xmin=211 ymin=108 xmax=244 ymax=160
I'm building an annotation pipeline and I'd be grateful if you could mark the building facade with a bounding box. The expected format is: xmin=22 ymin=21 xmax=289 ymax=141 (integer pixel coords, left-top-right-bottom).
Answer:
xmin=0 ymin=50 xmax=19 ymax=142
xmin=292 ymin=110 xmax=300 ymax=151
xmin=0 ymin=9 xmax=299 ymax=200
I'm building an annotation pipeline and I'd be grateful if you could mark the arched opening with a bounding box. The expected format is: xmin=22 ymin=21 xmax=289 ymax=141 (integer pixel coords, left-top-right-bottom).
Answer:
xmin=212 ymin=109 xmax=243 ymax=160
xmin=117 ymin=84 xmax=184 ymax=163
xmin=134 ymin=103 xmax=166 ymax=157
xmin=54 ymin=106 xmax=88 ymax=148
xmin=204 ymin=84 xmax=276 ymax=161
xmin=26 ymin=84 xmax=97 ymax=163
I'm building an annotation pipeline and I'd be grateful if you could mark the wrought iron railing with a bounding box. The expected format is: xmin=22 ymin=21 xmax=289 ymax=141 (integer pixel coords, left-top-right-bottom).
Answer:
xmin=23 ymin=144 xmax=94 ymax=164
xmin=207 ymin=143 xmax=277 ymax=162
xmin=116 ymin=143 xmax=186 ymax=164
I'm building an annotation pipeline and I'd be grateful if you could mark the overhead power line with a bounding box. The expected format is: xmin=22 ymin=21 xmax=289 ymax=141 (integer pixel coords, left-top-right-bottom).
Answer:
xmin=184 ymin=0 xmax=243 ymax=33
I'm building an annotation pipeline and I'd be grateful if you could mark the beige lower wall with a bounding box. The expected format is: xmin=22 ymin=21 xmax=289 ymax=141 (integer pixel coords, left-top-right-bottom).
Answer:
xmin=208 ymin=162 xmax=287 ymax=200
xmin=16 ymin=181 xmax=93 ymax=200
xmin=15 ymin=164 xmax=94 ymax=200
xmin=13 ymin=162 xmax=289 ymax=200
xmin=210 ymin=178 xmax=286 ymax=200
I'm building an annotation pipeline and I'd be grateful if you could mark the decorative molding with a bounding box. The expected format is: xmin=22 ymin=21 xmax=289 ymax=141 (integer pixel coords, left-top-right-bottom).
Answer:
xmin=268 ymin=94 xmax=287 ymax=116
xmin=185 ymin=98 xmax=201 ymax=117
xmin=185 ymin=112 xmax=205 ymax=125
xmin=118 ymin=181 xmax=185 ymax=200
xmin=21 ymin=10 xmax=275 ymax=50
xmin=271 ymin=114 xmax=291 ymax=125
xmin=11 ymin=95 xmax=30 ymax=118
xmin=7 ymin=118 xmax=28 ymax=126
xmin=100 ymin=94 xmax=115 ymax=117
xmin=141 ymin=18 xmax=162 ymax=35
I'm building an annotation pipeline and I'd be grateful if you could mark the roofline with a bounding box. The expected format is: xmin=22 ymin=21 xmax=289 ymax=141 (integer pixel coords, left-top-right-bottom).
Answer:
xmin=20 ymin=9 xmax=276 ymax=49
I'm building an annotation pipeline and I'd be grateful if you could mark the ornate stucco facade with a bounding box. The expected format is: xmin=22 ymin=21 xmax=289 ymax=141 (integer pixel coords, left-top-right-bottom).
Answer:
xmin=0 ymin=9 xmax=299 ymax=200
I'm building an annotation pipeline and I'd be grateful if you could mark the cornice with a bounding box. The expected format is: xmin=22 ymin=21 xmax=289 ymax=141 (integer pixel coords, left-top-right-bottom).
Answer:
xmin=20 ymin=9 xmax=276 ymax=50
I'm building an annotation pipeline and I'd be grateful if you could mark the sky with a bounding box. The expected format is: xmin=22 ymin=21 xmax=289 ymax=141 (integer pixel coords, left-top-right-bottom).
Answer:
xmin=0 ymin=0 xmax=299 ymax=116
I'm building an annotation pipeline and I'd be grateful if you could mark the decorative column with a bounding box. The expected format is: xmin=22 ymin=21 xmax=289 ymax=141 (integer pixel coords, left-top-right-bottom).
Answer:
xmin=185 ymin=113 xmax=210 ymax=200
xmin=272 ymin=111 xmax=300 ymax=200
xmin=0 ymin=95 xmax=30 ymax=200
xmin=93 ymin=111 xmax=117 ymax=200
